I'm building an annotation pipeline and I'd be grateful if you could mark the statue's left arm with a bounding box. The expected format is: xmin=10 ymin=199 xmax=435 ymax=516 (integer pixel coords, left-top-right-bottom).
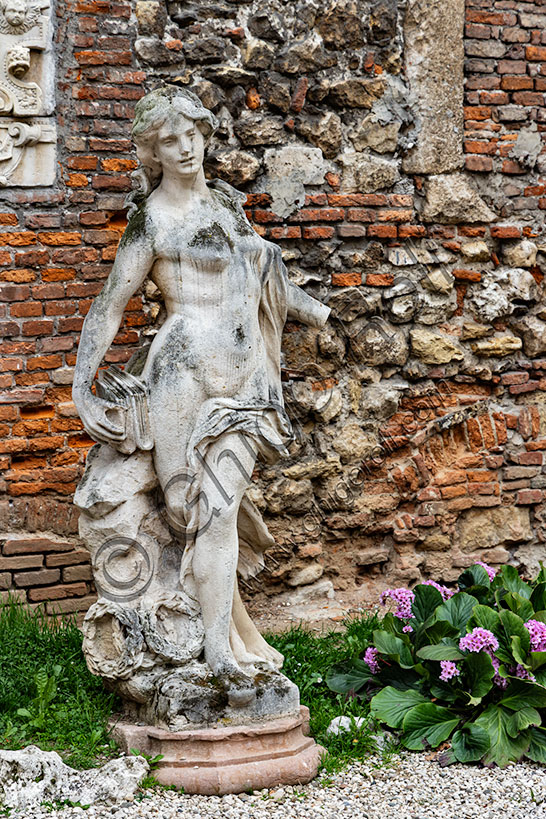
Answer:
xmin=287 ymin=282 xmax=330 ymax=328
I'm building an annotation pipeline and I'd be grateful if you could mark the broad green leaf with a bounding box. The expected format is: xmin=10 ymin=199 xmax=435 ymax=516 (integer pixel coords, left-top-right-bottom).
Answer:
xmin=535 ymin=668 xmax=546 ymax=686
xmin=370 ymin=686 xmax=427 ymax=729
xmin=463 ymin=651 xmax=494 ymax=702
xmin=402 ymin=703 xmax=459 ymax=751
xmin=451 ymin=723 xmax=490 ymax=763
xmin=459 ymin=564 xmax=490 ymax=587
xmin=507 ymin=706 xmax=541 ymax=737
xmin=373 ymin=630 xmax=414 ymax=669
xmin=468 ymin=604 xmax=500 ymax=634
xmin=457 ymin=565 xmax=490 ymax=598
xmin=511 ymin=636 xmax=530 ymax=667
xmin=501 ymin=680 xmax=546 ymax=710
xmin=501 ymin=565 xmax=531 ymax=600
xmin=532 ymin=610 xmax=546 ymax=624
xmin=497 ymin=609 xmax=530 ymax=664
xmin=436 ymin=593 xmax=479 ymax=633
xmin=381 ymin=612 xmax=399 ymax=635
xmin=417 ymin=644 xmax=466 ymax=662
xmin=526 ymin=726 xmax=546 ymax=764
xmin=376 ymin=664 xmax=423 ymax=691
xmin=504 ymin=592 xmax=534 ymax=623
xmin=475 ymin=705 xmax=530 ymax=767
xmin=531 ymin=582 xmax=546 ymax=613
xmin=412 ymin=584 xmax=443 ymax=624
xmin=530 ymin=651 xmax=546 ymax=672
xmin=535 ymin=563 xmax=546 ymax=585
xmin=327 ymin=659 xmax=372 ymax=694
xmin=420 ymin=620 xmax=460 ymax=645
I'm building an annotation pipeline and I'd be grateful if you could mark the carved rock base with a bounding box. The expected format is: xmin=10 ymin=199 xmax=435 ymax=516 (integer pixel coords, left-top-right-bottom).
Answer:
xmin=116 ymin=663 xmax=301 ymax=732
xmin=111 ymin=706 xmax=324 ymax=795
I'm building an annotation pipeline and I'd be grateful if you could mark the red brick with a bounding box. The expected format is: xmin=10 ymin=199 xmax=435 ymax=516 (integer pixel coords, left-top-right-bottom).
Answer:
xmin=378 ymin=209 xmax=413 ymax=222
xmin=331 ymin=272 xmax=362 ymax=286
xmin=367 ymin=225 xmax=397 ymax=238
xmin=45 ymin=549 xmax=90 ymax=568
xmin=0 ymin=555 xmax=43 ymax=570
xmin=269 ymin=227 xmax=301 ymax=239
xmin=3 ymin=536 xmax=74 ymax=555
xmin=0 ymin=232 xmax=36 ymax=246
xmin=21 ymin=320 xmax=54 ymax=336
xmin=501 ymin=75 xmax=534 ymax=90
xmin=28 ymin=582 xmax=88 ymax=602
xmin=498 ymin=60 xmax=527 ymax=74
xmin=46 ymin=594 xmax=97 ymax=615
xmin=517 ymin=489 xmax=543 ymax=504
xmin=302 ymin=226 xmax=334 ymax=239
xmin=490 ymin=225 xmax=521 ymax=238
xmin=399 ymin=225 xmax=426 ymax=238
xmin=63 ymin=565 xmax=93 ymax=582
xmin=464 ymin=106 xmax=492 ymax=121
xmin=13 ymin=568 xmax=60 ymax=587
xmin=38 ymin=232 xmax=82 ymax=246
xmin=453 ymin=268 xmax=482 ymax=282
xmin=292 ymin=208 xmax=344 ymax=223
xmin=526 ymin=45 xmax=546 ymax=61
xmin=519 ymin=452 xmax=543 ymax=465
xmin=466 ymin=11 xmax=517 ymax=25
xmin=366 ymin=273 xmax=394 ymax=286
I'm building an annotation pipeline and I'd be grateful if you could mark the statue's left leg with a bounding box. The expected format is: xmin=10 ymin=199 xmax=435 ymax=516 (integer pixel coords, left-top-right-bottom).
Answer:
xmin=231 ymin=584 xmax=284 ymax=669
xmin=190 ymin=432 xmax=257 ymax=704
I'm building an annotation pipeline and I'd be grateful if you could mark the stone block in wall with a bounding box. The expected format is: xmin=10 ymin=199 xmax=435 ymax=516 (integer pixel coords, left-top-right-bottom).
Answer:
xmin=0 ymin=117 xmax=56 ymax=186
xmin=0 ymin=0 xmax=56 ymax=187
xmin=402 ymin=0 xmax=465 ymax=174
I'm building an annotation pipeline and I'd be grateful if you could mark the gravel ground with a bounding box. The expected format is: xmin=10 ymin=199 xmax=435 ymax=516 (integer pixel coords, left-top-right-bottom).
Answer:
xmin=14 ymin=752 xmax=546 ymax=819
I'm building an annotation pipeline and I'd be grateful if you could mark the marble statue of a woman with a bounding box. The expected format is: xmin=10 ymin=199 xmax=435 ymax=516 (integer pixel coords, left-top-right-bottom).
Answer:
xmin=72 ymin=86 xmax=329 ymax=731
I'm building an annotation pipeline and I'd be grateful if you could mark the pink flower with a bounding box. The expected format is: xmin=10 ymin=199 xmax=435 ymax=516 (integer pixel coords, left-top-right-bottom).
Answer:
xmin=439 ymin=660 xmax=460 ymax=682
xmin=421 ymin=580 xmax=454 ymax=600
xmin=379 ymin=588 xmax=415 ymax=620
xmin=491 ymin=655 xmax=508 ymax=689
xmin=524 ymin=619 xmax=546 ymax=652
xmin=459 ymin=627 xmax=499 ymax=654
xmin=514 ymin=663 xmax=536 ymax=682
xmin=402 ymin=624 xmax=413 ymax=634
xmin=475 ymin=561 xmax=496 ymax=582
xmin=364 ymin=647 xmax=380 ymax=674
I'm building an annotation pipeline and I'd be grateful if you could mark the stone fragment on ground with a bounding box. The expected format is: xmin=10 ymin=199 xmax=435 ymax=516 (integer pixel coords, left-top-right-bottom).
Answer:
xmin=0 ymin=746 xmax=148 ymax=810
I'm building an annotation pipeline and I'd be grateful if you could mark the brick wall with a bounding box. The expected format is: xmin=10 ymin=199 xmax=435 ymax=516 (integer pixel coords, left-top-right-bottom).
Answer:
xmin=1 ymin=0 xmax=546 ymax=615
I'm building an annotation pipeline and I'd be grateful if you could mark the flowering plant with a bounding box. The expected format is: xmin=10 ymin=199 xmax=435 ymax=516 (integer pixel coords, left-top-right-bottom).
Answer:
xmin=327 ymin=563 xmax=546 ymax=766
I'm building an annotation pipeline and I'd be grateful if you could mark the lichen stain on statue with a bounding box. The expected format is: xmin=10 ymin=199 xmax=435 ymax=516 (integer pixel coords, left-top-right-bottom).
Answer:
xmin=72 ymin=86 xmax=330 ymax=733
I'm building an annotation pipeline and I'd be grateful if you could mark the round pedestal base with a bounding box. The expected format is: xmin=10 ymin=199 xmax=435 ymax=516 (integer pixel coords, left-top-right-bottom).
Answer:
xmin=112 ymin=706 xmax=324 ymax=795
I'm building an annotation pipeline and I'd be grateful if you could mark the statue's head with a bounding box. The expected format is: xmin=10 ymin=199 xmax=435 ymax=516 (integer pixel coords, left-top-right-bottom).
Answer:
xmin=3 ymin=0 xmax=27 ymax=27
xmin=131 ymin=86 xmax=218 ymax=192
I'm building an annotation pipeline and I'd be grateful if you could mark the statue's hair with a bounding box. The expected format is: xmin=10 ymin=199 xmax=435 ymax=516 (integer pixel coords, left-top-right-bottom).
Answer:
xmin=130 ymin=85 xmax=218 ymax=198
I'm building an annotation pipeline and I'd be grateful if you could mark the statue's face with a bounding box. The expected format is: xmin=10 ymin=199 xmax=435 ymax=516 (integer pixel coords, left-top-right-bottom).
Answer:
xmin=5 ymin=0 xmax=26 ymax=26
xmin=153 ymin=113 xmax=205 ymax=179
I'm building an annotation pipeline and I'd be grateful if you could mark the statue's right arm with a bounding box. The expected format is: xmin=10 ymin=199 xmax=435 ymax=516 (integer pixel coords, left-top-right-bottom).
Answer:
xmin=72 ymin=224 xmax=154 ymax=444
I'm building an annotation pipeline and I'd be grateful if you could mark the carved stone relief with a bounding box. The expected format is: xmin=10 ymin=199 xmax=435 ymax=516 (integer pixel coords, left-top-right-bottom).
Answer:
xmin=0 ymin=0 xmax=56 ymax=186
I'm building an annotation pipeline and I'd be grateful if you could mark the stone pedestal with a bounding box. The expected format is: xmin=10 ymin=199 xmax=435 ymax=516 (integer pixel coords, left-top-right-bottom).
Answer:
xmin=111 ymin=706 xmax=324 ymax=795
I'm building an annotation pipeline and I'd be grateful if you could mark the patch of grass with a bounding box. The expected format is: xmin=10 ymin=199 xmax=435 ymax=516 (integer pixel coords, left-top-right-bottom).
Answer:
xmin=266 ymin=610 xmax=396 ymax=773
xmin=0 ymin=596 xmax=118 ymax=768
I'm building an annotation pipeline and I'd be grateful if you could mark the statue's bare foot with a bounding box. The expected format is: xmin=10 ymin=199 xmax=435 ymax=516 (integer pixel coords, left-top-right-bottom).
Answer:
xmin=207 ymin=651 xmax=256 ymax=708
xmin=224 ymin=670 xmax=256 ymax=708
xmin=238 ymin=630 xmax=284 ymax=670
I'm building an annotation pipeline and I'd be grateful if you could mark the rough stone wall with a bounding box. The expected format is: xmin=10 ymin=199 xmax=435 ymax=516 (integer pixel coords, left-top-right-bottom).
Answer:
xmin=0 ymin=0 xmax=545 ymax=617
